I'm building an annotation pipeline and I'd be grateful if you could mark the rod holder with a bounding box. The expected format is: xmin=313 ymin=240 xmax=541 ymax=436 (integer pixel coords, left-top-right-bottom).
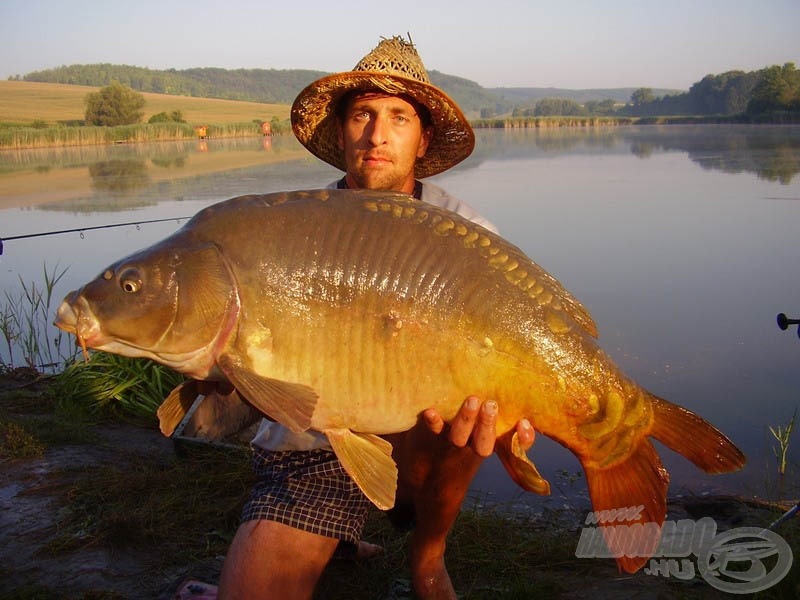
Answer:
xmin=777 ymin=313 xmax=800 ymax=338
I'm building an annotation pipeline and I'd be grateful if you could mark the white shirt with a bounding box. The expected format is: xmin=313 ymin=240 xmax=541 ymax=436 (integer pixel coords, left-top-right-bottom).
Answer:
xmin=251 ymin=182 xmax=496 ymax=451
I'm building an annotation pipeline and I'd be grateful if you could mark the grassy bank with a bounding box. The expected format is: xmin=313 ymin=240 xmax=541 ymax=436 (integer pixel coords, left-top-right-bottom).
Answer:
xmin=0 ymin=80 xmax=291 ymax=149
xmin=0 ymin=80 xmax=289 ymax=126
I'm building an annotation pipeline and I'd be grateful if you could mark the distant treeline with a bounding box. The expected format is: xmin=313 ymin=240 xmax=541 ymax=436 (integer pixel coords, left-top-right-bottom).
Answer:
xmin=12 ymin=61 xmax=800 ymax=119
xmin=511 ymin=63 xmax=800 ymax=119
xmin=623 ymin=63 xmax=800 ymax=117
xmin=13 ymin=63 xmax=499 ymax=116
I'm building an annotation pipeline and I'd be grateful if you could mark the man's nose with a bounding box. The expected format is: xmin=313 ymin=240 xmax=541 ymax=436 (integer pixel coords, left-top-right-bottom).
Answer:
xmin=367 ymin=114 xmax=389 ymax=145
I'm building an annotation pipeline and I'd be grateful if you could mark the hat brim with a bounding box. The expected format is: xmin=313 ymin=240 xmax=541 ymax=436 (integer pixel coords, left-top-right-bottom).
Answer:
xmin=291 ymin=72 xmax=474 ymax=179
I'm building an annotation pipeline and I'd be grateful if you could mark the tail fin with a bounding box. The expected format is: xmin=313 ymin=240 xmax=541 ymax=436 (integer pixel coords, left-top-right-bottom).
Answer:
xmin=583 ymin=438 xmax=669 ymax=573
xmin=649 ymin=394 xmax=746 ymax=473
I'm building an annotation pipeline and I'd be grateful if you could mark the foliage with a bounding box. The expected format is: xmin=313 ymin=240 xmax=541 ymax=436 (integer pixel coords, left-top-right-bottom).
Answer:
xmin=534 ymin=97 xmax=586 ymax=117
xmin=147 ymin=109 xmax=185 ymax=123
xmin=688 ymin=70 xmax=761 ymax=115
xmin=25 ymin=62 xmax=328 ymax=104
xmin=583 ymin=99 xmax=617 ymax=115
xmin=623 ymin=64 xmax=800 ymax=118
xmin=17 ymin=60 xmax=800 ymax=121
xmin=52 ymin=351 xmax=185 ymax=422
xmin=748 ymin=62 xmax=800 ymax=114
xmin=0 ymin=263 xmax=74 ymax=371
xmin=84 ymin=81 xmax=146 ymax=126
xmin=631 ymin=87 xmax=655 ymax=107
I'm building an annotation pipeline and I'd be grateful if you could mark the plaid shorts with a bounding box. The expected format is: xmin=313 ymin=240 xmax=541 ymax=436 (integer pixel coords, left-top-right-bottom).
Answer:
xmin=241 ymin=447 xmax=371 ymax=543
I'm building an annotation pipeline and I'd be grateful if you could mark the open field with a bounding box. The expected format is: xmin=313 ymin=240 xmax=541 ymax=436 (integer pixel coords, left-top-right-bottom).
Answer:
xmin=0 ymin=80 xmax=290 ymax=126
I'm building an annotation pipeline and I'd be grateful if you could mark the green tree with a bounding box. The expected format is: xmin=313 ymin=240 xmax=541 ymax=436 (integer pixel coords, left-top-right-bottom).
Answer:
xmin=84 ymin=81 xmax=146 ymax=126
xmin=585 ymin=99 xmax=617 ymax=115
xmin=147 ymin=109 xmax=185 ymax=124
xmin=687 ymin=70 xmax=761 ymax=115
xmin=630 ymin=88 xmax=654 ymax=107
xmin=747 ymin=63 xmax=800 ymax=114
xmin=534 ymin=98 xmax=586 ymax=116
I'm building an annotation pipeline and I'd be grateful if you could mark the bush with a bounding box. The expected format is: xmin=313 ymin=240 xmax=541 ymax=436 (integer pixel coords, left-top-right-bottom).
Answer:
xmin=84 ymin=81 xmax=146 ymax=126
xmin=148 ymin=110 xmax=186 ymax=124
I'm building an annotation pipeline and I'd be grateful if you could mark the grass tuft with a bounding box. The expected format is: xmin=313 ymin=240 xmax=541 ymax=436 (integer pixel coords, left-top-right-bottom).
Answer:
xmin=51 ymin=352 xmax=185 ymax=423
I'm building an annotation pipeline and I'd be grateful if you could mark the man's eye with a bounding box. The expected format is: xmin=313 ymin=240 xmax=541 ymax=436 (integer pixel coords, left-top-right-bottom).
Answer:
xmin=352 ymin=112 xmax=371 ymax=122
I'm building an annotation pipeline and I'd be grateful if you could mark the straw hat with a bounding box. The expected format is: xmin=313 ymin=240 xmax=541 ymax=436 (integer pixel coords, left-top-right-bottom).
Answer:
xmin=291 ymin=36 xmax=474 ymax=179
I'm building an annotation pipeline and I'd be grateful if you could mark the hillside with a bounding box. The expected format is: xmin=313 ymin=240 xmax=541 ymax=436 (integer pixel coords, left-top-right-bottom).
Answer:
xmin=0 ymin=80 xmax=290 ymax=126
xmin=12 ymin=61 xmax=796 ymax=121
xmin=488 ymin=87 xmax=683 ymax=105
xmin=17 ymin=63 xmax=652 ymax=117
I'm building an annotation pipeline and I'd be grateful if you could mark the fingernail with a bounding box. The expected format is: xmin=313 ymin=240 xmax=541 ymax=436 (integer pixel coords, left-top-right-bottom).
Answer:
xmin=466 ymin=396 xmax=479 ymax=410
xmin=484 ymin=400 xmax=498 ymax=416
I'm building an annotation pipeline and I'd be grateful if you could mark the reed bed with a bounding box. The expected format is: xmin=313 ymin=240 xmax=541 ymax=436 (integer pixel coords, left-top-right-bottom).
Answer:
xmin=0 ymin=120 xmax=288 ymax=150
xmin=472 ymin=116 xmax=636 ymax=129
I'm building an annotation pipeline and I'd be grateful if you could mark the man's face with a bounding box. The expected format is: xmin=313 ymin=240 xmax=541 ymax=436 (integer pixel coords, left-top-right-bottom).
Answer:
xmin=338 ymin=92 xmax=433 ymax=193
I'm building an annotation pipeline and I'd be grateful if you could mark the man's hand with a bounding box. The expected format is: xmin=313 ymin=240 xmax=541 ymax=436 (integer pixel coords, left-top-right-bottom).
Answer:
xmin=422 ymin=396 xmax=535 ymax=457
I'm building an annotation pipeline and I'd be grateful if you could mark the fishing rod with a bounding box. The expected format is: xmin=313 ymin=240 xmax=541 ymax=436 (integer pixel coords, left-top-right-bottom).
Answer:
xmin=0 ymin=216 xmax=191 ymax=256
xmin=767 ymin=500 xmax=800 ymax=530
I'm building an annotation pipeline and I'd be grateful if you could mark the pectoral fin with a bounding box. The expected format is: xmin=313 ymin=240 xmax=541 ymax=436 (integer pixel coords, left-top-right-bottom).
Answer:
xmin=496 ymin=430 xmax=551 ymax=495
xmin=326 ymin=429 xmax=398 ymax=510
xmin=217 ymin=355 xmax=316 ymax=433
xmin=157 ymin=379 xmax=198 ymax=437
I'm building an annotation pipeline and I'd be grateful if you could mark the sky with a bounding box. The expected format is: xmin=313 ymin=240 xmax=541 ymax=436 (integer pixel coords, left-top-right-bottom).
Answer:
xmin=1 ymin=0 xmax=798 ymax=91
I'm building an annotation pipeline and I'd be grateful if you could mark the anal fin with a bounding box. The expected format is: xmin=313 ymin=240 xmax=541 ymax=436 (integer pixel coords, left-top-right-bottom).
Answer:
xmin=496 ymin=430 xmax=551 ymax=495
xmin=326 ymin=429 xmax=398 ymax=510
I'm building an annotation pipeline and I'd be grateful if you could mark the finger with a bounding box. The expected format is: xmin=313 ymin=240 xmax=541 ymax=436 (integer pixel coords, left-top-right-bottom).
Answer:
xmin=448 ymin=396 xmax=481 ymax=447
xmin=470 ymin=400 xmax=498 ymax=457
xmin=516 ymin=418 xmax=536 ymax=451
xmin=422 ymin=408 xmax=445 ymax=435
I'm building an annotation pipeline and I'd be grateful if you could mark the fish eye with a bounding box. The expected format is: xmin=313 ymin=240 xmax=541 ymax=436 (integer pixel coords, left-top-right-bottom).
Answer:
xmin=119 ymin=268 xmax=142 ymax=294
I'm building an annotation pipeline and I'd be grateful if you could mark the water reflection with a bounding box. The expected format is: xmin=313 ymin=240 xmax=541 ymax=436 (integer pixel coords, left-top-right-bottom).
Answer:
xmin=627 ymin=126 xmax=800 ymax=184
xmin=89 ymin=159 xmax=150 ymax=193
xmin=470 ymin=125 xmax=800 ymax=184
xmin=1 ymin=135 xmax=313 ymax=212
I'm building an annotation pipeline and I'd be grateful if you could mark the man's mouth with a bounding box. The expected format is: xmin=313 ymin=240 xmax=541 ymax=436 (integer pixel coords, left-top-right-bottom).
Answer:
xmin=363 ymin=154 xmax=391 ymax=165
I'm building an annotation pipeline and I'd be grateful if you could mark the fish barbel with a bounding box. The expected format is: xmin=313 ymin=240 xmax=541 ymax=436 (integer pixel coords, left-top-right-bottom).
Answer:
xmin=54 ymin=189 xmax=744 ymax=573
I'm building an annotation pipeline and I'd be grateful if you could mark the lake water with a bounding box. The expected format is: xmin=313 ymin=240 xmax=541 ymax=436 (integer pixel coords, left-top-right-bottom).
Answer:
xmin=2 ymin=126 xmax=799 ymax=510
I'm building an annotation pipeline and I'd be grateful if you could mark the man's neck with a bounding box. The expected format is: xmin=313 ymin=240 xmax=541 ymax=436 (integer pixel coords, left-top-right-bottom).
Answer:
xmin=339 ymin=176 xmax=423 ymax=200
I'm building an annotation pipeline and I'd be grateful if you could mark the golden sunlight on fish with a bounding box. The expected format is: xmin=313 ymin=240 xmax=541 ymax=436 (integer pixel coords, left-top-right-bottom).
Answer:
xmin=54 ymin=189 xmax=745 ymax=573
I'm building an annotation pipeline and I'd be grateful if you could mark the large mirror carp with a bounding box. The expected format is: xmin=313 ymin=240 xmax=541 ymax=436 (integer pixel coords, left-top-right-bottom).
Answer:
xmin=55 ymin=189 xmax=744 ymax=573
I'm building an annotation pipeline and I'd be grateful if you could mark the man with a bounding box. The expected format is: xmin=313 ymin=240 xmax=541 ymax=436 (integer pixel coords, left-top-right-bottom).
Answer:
xmin=218 ymin=36 xmax=535 ymax=599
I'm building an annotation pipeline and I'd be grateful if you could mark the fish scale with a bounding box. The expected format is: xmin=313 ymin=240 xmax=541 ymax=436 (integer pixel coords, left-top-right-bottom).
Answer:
xmin=54 ymin=188 xmax=745 ymax=573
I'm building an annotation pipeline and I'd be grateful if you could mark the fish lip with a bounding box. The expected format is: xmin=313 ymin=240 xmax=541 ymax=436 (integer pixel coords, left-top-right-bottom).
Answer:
xmin=54 ymin=294 xmax=107 ymax=349
xmin=53 ymin=299 xmax=78 ymax=332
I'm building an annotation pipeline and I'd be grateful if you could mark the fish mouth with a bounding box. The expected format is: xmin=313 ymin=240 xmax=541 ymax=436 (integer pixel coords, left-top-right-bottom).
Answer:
xmin=54 ymin=292 xmax=105 ymax=360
